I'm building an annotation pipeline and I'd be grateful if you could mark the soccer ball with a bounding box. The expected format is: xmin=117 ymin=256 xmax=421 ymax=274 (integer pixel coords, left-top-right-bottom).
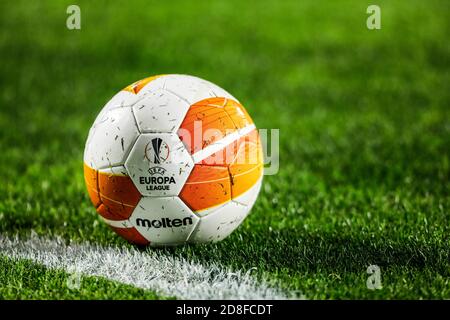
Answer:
xmin=83 ymin=74 xmax=263 ymax=246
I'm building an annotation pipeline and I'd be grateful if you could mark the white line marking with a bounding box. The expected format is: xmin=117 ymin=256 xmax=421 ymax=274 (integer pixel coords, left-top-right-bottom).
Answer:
xmin=192 ymin=124 xmax=256 ymax=164
xmin=0 ymin=234 xmax=293 ymax=300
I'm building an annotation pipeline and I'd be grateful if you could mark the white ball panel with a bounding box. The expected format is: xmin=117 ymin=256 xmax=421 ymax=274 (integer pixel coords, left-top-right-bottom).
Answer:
xmin=93 ymin=91 xmax=143 ymax=127
xmin=103 ymin=90 xmax=143 ymax=109
xmin=136 ymin=74 xmax=238 ymax=104
xmin=83 ymin=140 xmax=96 ymax=168
xmin=84 ymin=107 xmax=140 ymax=169
xmin=201 ymin=77 xmax=239 ymax=103
xmin=97 ymin=165 xmax=128 ymax=176
xmin=194 ymin=203 xmax=228 ymax=218
xmin=124 ymin=133 xmax=194 ymax=197
xmin=130 ymin=196 xmax=199 ymax=246
xmin=189 ymin=201 xmax=249 ymax=243
xmin=132 ymin=89 xmax=190 ymax=133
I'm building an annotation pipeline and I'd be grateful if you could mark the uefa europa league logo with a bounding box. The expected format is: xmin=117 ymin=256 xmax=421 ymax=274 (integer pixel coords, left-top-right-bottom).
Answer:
xmin=145 ymin=138 xmax=170 ymax=164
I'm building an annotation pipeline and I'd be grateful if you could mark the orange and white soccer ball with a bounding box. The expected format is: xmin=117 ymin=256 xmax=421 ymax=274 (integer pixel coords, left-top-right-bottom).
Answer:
xmin=84 ymin=74 xmax=263 ymax=246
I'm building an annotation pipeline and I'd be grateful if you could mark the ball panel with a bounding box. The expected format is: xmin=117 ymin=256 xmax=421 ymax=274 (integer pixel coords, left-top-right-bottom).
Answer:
xmin=188 ymin=201 xmax=249 ymax=243
xmin=195 ymin=129 xmax=257 ymax=167
xmin=177 ymin=97 xmax=238 ymax=159
xmin=83 ymin=140 xmax=96 ymax=169
xmin=177 ymin=129 xmax=263 ymax=216
xmin=100 ymin=90 xmax=143 ymax=111
xmin=200 ymin=78 xmax=240 ymax=103
xmin=129 ymin=196 xmax=199 ymax=246
xmin=230 ymin=163 xmax=263 ymax=200
xmin=86 ymin=91 xmax=143 ymax=148
xmin=132 ymin=89 xmax=190 ymax=133
xmin=123 ymin=75 xmax=165 ymax=94
xmin=223 ymin=98 xmax=254 ymax=130
xmin=83 ymin=163 xmax=101 ymax=208
xmin=96 ymin=166 xmax=141 ymax=221
xmin=135 ymin=74 xmax=237 ymax=104
xmin=124 ymin=132 xmax=194 ymax=197
xmin=84 ymin=107 xmax=140 ymax=169
xmin=179 ymin=165 xmax=231 ymax=212
xmin=177 ymin=97 xmax=258 ymax=167
xmin=109 ymin=225 xmax=150 ymax=246
xmin=190 ymin=174 xmax=262 ymax=219
xmin=229 ymin=130 xmax=264 ymax=200
xmin=232 ymin=177 xmax=263 ymax=207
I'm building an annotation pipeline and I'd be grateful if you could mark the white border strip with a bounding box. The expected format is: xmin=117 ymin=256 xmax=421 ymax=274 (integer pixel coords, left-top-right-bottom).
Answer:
xmin=0 ymin=234 xmax=292 ymax=300
xmin=101 ymin=217 xmax=133 ymax=228
xmin=192 ymin=124 xmax=256 ymax=163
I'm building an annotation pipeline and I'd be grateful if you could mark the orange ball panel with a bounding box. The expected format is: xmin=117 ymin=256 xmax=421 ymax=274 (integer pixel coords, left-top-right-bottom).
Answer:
xmin=179 ymin=165 xmax=231 ymax=212
xmin=178 ymin=97 xmax=238 ymax=156
xmin=97 ymin=171 xmax=141 ymax=220
xmin=229 ymin=131 xmax=264 ymax=199
xmin=109 ymin=226 xmax=150 ymax=246
xmin=83 ymin=163 xmax=101 ymax=208
xmin=123 ymin=75 xmax=164 ymax=94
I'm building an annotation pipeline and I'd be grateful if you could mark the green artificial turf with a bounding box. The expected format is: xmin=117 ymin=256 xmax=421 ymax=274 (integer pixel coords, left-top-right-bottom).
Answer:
xmin=0 ymin=0 xmax=449 ymax=299
xmin=0 ymin=256 xmax=167 ymax=299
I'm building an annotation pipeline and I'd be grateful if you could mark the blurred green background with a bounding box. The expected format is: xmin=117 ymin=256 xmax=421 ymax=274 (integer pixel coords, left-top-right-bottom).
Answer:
xmin=0 ymin=0 xmax=449 ymax=299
